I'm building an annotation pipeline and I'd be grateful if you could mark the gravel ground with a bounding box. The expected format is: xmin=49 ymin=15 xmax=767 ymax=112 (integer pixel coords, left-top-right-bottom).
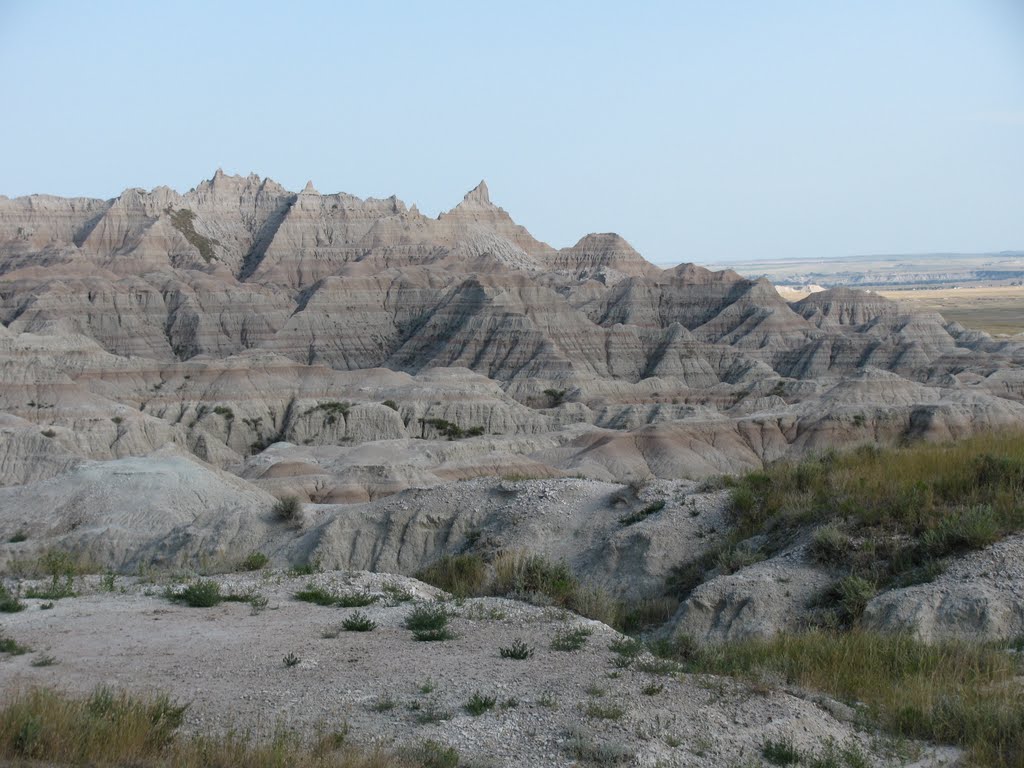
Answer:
xmin=0 ymin=571 xmax=958 ymax=767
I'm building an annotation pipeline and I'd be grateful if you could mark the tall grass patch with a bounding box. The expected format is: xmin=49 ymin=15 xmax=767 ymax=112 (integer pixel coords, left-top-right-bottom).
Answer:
xmin=691 ymin=630 xmax=1024 ymax=767
xmin=0 ymin=686 xmax=423 ymax=767
xmin=669 ymin=433 xmax=1024 ymax=600
xmin=415 ymin=554 xmax=488 ymax=598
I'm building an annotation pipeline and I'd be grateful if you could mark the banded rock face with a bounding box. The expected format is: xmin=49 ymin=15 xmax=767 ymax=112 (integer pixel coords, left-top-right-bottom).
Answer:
xmin=0 ymin=170 xmax=1021 ymax=499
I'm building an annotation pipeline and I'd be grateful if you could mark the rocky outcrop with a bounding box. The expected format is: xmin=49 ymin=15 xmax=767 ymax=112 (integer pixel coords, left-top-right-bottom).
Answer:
xmin=667 ymin=552 xmax=832 ymax=642
xmin=863 ymin=533 xmax=1024 ymax=642
xmin=0 ymin=448 xmax=277 ymax=572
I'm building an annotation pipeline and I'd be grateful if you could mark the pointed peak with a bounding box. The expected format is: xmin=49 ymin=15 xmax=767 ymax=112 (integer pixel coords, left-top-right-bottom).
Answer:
xmin=213 ymin=167 xmax=225 ymax=180
xmin=460 ymin=180 xmax=491 ymax=207
xmin=301 ymin=180 xmax=319 ymax=195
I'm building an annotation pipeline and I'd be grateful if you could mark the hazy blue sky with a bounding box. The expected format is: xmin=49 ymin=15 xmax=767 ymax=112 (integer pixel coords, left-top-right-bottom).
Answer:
xmin=1 ymin=1 xmax=1022 ymax=265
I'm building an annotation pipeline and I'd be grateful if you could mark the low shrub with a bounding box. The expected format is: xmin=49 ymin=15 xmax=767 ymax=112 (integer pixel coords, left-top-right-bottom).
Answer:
xmin=336 ymin=592 xmax=379 ymax=608
xmin=238 ymin=552 xmax=269 ymax=571
xmin=0 ymin=585 xmax=24 ymax=613
xmin=762 ymin=735 xmax=801 ymax=765
xmin=341 ymin=611 xmax=377 ymax=632
xmin=294 ymin=585 xmax=338 ymax=607
xmin=551 ymin=626 xmax=592 ymax=652
xmin=169 ymin=580 xmax=222 ymax=608
xmin=463 ymin=692 xmax=496 ymax=716
xmin=584 ymin=702 xmax=624 ymax=720
xmin=498 ymin=638 xmax=533 ymax=660
xmin=0 ymin=635 xmax=30 ymax=655
xmin=404 ymin=604 xmax=449 ymax=632
xmin=272 ymin=496 xmax=302 ymax=523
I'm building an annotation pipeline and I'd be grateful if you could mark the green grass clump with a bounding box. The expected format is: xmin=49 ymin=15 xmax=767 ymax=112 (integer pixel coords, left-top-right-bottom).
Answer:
xmin=24 ymin=550 xmax=80 ymax=600
xmin=295 ymin=584 xmax=339 ymax=607
xmin=618 ymin=596 xmax=680 ymax=634
xmin=404 ymin=604 xmax=454 ymax=641
xmin=809 ymin=524 xmax=853 ymax=566
xmin=406 ymin=740 xmax=458 ymax=767
xmin=762 ymin=735 xmax=801 ymax=765
xmin=691 ymin=630 xmax=1024 ymax=768
xmin=826 ymin=575 xmax=876 ymax=625
xmin=0 ymin=635 xmax=30 ymax=655
xmin=551 ymin=626 xmax=593 ymax=652
xmin=238 ymin=552 xmax=269 ymax=571
xmin=341 ymin=611 xmax=377 ymax=632
xmin=463 ymin=692 xmax=496 ymax=716
xmin=294 ymin=584 xmax=377 ymax=609
xmin=415 ymin=554 xmax=488 ymax=598
xmin=489 ymin=550 xmax=625 ymax=622
xmin=584 ymin=702 xmax=624 ymax=720
xmin=608 ymin=637 xmax=644 ymax=658
xmin=382 ymin=582 xmax=415 ymax=604
xmin=714 ymin=544 xmax=765 ymax=575
xmin=336 ymin=592 xmax=379 ymax=608
xmin=0 ymin=585 xmax=24 ymax=613
xmin=169 ymin=580 xmax=222 ymax=608
xmin=619 ymin=500 xmax=666 ymax=526
xmin=498 ymin=638 xmax=533 ymax=660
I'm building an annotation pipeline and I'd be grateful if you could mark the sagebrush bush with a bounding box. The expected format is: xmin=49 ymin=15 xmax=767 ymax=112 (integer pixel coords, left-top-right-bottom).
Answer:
xmin=171 ymin=580 xmax=222 ymax=608
xmin=238 ymin=552 xmax=269 ymax=571
xmin=272 ymin=496 xmax=302 ymax=523
xmin=404 ymin=604 xmax=453 ymax=641
xmin=341 ymin=611 xmax=377 ymax=632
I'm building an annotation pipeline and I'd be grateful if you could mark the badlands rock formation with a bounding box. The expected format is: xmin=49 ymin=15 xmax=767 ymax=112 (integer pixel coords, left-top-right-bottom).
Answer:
xmin=1 ymin=170 xmax=1023 ymax=620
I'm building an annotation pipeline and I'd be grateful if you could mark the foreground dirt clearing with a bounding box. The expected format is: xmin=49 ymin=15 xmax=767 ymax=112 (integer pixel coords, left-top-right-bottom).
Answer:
xmin=0 ymin=572 xmax=954 ymax=767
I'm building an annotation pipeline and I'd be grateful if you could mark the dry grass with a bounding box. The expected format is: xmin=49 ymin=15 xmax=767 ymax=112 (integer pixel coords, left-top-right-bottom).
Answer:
xmin=0 ymin=686 xmax=422 ymax=767
xmin=670 ymin=432 xmax=1024 ymax=603
xmin=415 ymin=554 xmax=488 ymax=598
xmin=692 ymin=630 xmax=1024 ymax=767
xmin=414 ymin=550 xmax=627 ymax=628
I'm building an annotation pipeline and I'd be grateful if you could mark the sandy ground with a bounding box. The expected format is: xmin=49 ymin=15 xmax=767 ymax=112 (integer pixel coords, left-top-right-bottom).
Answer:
xmin=0 ymin=571 xmax=958 ymax=768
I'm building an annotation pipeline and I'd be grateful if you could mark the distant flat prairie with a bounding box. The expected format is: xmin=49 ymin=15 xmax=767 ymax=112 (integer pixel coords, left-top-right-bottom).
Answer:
xmin=876 ymin=285 xmax=1024 ymax=336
